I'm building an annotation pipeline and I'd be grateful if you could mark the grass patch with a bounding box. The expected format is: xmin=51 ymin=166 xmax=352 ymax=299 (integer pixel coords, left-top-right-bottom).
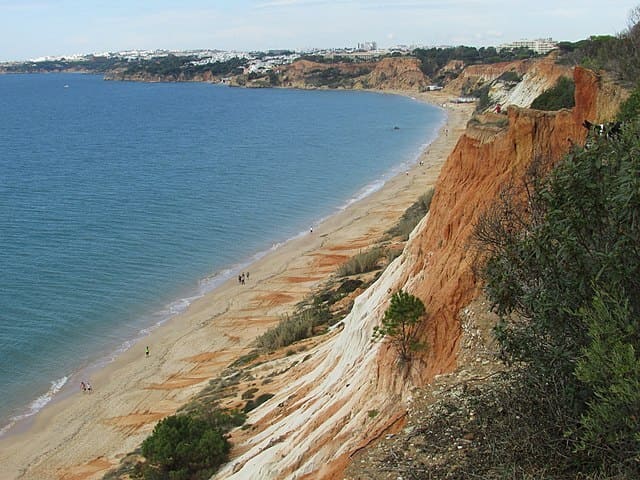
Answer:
xmin=256 ymin=306 xmax=330 ymax=351
xmin=337 ymin=247 xmax=385 ymax=277
xmin=386 ymin=188 xmax=435 ymax=240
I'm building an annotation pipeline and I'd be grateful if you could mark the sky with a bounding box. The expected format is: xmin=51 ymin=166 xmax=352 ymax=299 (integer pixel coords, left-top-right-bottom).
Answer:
xmin=1 ymin=0 xmax=638 ymax=62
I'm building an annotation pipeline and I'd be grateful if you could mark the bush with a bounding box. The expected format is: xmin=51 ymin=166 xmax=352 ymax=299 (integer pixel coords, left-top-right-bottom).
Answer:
xmin=473 ymin=117 xmax=640 ymax=474
xmin=337 ymin=247 xmax=385 ymax=277
xmin=530 ymin=76 xmax=575 ymax=110
xmin=574 ymin=290 xmax=640 ymax=467
xmin=618 ymin=83 xmax=640 ymax=122
xmin=497 ymin=70 xmax=522 ymax=83
xmin=141 ymin=414 xmax=230 ymax=480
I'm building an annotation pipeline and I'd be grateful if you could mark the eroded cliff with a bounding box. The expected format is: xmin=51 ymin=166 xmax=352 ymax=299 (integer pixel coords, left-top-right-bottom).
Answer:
xmin=214 ymin=67 xmax=623 ymax=480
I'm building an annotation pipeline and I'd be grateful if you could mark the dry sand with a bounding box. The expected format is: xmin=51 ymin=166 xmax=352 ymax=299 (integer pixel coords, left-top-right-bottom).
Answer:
xmin=0 ymin=91 xmax=473 ymax=480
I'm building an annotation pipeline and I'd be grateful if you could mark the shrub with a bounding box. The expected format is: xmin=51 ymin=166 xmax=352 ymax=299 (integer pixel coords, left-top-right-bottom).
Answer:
xmin=141 ymin=414 xmax=230 ymax=480
xmin=618 ymin=83 xmax=640 ymax=122
xmin=574 ymin=290 xmax=640 ymax=467
xmin=530 ymin=76 xmax=575 ymax=110
xmin=497 ymin=70 xmax=522 ymax=83
xmin=372 ymin=290 xmax=427 ymax=363
xmin=386 ymin=188 xmax=435 ymax=240
xmin=337 ymin=247 xmax=385 ymax=277
xmin=473 ymin=83 xmax=492 ymax=112
xmin=256 ymin=306 xmax=330 ymax=350
xmin=473 ymin=118 xmax=640 ymax=474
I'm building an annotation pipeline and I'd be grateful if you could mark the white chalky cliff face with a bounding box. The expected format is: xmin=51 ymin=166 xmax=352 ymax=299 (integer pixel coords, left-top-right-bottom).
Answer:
xmin=216 ymin=240 xmax=416 ymax=479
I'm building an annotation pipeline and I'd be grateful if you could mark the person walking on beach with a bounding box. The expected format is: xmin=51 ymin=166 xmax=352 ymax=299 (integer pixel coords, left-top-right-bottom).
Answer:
xmin=145 ymin=346 xmax=150 ymax=357
xmin=80 ymin=381 xmax=86 ymax=393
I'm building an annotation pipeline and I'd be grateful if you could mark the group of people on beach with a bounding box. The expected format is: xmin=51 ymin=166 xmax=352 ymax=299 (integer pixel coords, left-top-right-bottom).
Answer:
xmin=80 ymin=381 xmax=92 ymax=393
xmin=238 ymin=271 xmax=249 ymax=285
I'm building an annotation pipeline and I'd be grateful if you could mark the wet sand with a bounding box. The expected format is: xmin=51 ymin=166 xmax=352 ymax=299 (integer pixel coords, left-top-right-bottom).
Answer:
xmin=0 ymin=91 xmax=473 ymax=480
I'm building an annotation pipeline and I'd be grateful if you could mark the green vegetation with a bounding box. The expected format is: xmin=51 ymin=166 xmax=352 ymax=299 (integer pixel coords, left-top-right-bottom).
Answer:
xmin=413 ymin=46 xmax=537 ymax=82
xmin=530 ymin=76 xmax=575 ymax=110
xmin=386 ymin=188 xmax=435 ymax=240
xmin=372 ymin=290 xmax=427 ymax=363
xmin=618 ymin=83 xmax=640 ymax=122
xmin=123 ymin=55 xmax=247 ymax=78
xmin=256 ymin=307 xmax=330 ymax=351
xmin=139 ymin=409 xmax=244 ymax=480
xmin=557 ymin=9 xmax=640 ymax=85
xmin=497 ymin=70 xmax=522 ymax=83
xmin=473 ymin=105 xmax=640 ymax=476
xmin=337 ymin=247 xmax=385 ymax=277
xmin=255 ymin=264 xmax=377 ymax=352
xmin=302 ymin=65 xmax=374 ymax=88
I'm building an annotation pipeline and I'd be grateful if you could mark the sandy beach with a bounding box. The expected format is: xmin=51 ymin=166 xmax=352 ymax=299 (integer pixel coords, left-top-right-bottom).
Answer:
xmin=0 ymin=91 xmax=472 ymax=480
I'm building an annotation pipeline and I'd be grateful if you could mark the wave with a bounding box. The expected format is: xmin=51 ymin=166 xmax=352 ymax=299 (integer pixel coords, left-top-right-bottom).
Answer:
xmin=0 ymin=376 xmax=68 ymax=437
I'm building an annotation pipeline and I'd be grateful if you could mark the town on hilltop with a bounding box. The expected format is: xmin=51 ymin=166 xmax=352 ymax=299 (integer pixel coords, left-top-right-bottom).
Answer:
xmin=2 ymin=37 xmax=559 ymax=76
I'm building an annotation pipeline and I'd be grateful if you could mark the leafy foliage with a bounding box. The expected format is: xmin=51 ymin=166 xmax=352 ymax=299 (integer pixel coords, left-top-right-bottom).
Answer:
xmin=141 ymin=413 xmax=233 ymax=479
xmin=618 ymin=83 xmax=640 ymax=122
xmin=574 ymin=290 xmax=640 ymax=465
xmin=474 ymin=114 xmax=640 ymax=474
xmin=530 ymin=76 xmax=575 ymax=110
xmin=373 ymin=290 xmax=426 ymax=363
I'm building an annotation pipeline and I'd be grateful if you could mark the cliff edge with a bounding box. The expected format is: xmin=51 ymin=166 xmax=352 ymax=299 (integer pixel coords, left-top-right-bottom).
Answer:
xmin=214 ymin=67 xmax=623 ymax=480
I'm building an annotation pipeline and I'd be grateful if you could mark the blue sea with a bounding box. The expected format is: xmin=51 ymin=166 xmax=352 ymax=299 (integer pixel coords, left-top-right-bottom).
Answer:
xmin=0 ymin=73 xmax=444 ymax=434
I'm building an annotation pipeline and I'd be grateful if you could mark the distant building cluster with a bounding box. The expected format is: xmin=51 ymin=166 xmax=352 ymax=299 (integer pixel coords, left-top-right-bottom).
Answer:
xmin=13 ymin=37 xmax=560 ymax=76
xmin=357 ymin=41 xmax=378 ymax=51
xmin=497 ymin=38 xmax=558 ymax=55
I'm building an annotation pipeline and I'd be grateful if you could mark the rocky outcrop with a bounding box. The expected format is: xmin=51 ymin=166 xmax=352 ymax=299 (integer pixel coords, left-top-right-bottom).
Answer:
xmin=214 ymin=67 xmax=623 ymax=480
xmin=358 ymin=57 xmax=428 ymax=90
xmin=446 ymin=54 xmax=573 ymax=111
xmin=104 ymin=69 xmax=220 ymax=83
xmin=275 ymin=57 xmax=428 ymax=91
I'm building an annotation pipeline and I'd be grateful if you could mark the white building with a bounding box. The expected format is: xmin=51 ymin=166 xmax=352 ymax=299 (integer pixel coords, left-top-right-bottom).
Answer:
xmin=498 ymin=38 xmax=558 ymax=55
xmin=357 ymin=41 xmax=377 ymax=51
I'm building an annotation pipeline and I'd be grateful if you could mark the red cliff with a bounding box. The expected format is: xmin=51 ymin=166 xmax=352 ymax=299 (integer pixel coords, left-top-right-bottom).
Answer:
xmin=214 ymin=67 xmax=624 ymax=480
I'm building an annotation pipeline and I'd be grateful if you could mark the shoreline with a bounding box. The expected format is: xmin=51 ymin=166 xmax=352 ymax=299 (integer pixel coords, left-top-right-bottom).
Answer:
xmin=0 ymin=86 xmax=443 ymax=438
xmin=0 ymin=90 xmax=473 ymax=480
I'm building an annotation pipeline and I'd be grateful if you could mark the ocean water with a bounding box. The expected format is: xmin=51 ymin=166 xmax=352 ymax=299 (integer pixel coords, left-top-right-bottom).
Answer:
xmin=0 ymin=73 xmax=444 ymax=433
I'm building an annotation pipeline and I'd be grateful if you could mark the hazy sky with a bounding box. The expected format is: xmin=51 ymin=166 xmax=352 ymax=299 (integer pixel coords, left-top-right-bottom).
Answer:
xmin=1 ymin=0 xmax=638 ymax=61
